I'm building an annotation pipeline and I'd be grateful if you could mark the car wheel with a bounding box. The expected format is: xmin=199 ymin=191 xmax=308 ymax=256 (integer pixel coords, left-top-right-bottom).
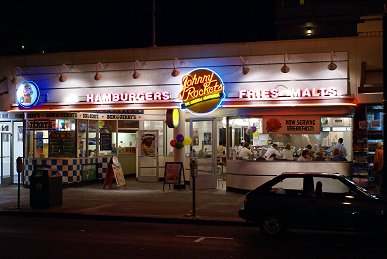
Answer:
xmin=260 ymin=215 xmax=283 ymax=236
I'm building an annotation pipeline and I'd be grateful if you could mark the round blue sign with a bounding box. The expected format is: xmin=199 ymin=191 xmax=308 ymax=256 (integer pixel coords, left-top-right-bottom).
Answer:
xmin=16 ymin=81 xmax=40 ymax=108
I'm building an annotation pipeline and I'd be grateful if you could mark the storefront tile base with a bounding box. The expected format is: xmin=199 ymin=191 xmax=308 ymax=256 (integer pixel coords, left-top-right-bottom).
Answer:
xmin=24 ymin=156 xmax=111 ymax=185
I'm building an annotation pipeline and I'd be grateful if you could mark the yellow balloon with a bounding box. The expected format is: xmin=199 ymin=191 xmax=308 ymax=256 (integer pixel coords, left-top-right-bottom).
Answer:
xmin=183 ymin=136 xmax=193 ymax=145
xmin=253 ymin=131 xmax=259 ymax=137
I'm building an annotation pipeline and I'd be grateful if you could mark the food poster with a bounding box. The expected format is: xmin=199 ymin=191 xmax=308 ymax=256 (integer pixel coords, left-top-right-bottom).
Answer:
xmin=262 ymin=116 xmax=321 ymax=134
xmin=140 ymin=132 xmax=156 ymax=157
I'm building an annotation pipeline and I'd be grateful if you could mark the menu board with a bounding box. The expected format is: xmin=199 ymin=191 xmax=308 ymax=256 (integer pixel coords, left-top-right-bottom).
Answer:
xmin=49 ymin=131 xmax=77 ymax=157
xmin=163 ymin=162 xmax=185 ymax=191
xmin=100 ymin=132 xmax=112 ymax=151
xmin=103 ymin=156 xmax=126 ymax=189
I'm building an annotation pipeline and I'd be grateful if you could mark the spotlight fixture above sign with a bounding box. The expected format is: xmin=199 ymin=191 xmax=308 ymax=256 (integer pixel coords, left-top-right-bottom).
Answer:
xmin=328 ymin=51 xmax=337 ymax=71
xmin=171 ymin=58 xmax=180 ymax=77
xmin=240 ymin=56 xmax=250 ymax=75
xmin=94 ymin=61 xmax=105 ymax=80
xmin=280 ymin=53 xmax=290 ymax=73
xmin=133 ymin=60 xmax=141 ymax=79
xmin=59 ymin=64 xmax=69 ymax=82
xmin=11 ymin=66 xmax=24 ymax=85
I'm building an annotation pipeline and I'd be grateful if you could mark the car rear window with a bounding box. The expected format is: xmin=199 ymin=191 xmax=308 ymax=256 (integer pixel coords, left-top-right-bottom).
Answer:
xmin=272 ymin=177 xmax=303 ymax=191
xmin=313 ymin=177 xmax=350 ymax=194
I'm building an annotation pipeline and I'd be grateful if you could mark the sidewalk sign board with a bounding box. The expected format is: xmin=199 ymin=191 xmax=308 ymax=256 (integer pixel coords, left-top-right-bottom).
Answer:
xmin=163 ymin=162 xmax=185 ymax=191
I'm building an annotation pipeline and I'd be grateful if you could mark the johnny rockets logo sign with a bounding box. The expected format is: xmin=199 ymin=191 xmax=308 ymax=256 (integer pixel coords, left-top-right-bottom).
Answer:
xmin=178 ymin=68 xmax=225 ymax=114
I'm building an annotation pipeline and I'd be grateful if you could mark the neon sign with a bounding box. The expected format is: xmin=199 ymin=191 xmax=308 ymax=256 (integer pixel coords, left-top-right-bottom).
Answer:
xmin=16 ymin=81 xmax=40 ymax=108
xmin=87 ymin=92 xmax=171 ymax=103
xmin=239 ymin=87 xmax=337 ymax=99
xmin=179 ymin=68 xmax=225 ymax=114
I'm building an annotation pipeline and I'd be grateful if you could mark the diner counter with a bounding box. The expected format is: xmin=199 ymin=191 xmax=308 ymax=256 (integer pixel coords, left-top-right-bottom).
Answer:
xmin=227 ymin=159 xmax=352 ymax=192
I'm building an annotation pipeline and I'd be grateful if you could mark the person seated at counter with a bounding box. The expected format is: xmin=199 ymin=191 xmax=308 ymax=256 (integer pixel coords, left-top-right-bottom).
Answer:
xmin=306 ymin=144 xmax=315 ymax=160
xmin=217 ymin=145 xmax=225 ymax=155
xmin=198 ymin=148 xmax=211 ymax=158
xmin=264 ymin=143 xmax=282 ymax=161
xmin=238 ymin=142 xmax=253 ymax=160
xmin=314 ymin=151 xmax=326 ymax=161
xmin=281 ymin=143 xmax=294 ymax=160
xmin=237 ymin=142 xmax=244 ymax=155
xmin=331 ymin=148 xmax=347 ymax=161
xmin=297 ymin=149 xmax=311 ymax=161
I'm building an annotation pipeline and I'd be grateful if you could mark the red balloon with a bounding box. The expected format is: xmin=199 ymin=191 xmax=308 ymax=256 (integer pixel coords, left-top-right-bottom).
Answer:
xmin=170 ymin=139 xmax=177 ymax=147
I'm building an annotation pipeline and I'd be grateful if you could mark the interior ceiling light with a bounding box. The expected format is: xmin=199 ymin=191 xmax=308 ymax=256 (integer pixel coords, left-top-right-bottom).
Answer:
xmin=11 ymin=66 xmax=24 ymax=85
xmin=171 ymin=58 xmax=180 ymax=77
xmin=240 ymin=56 xmax=250 ymax=75
xmin=59 ymin=64 xmax=69 ymax=82
xmin=94 ymin=61 xmax=105 ymax=80
xmin=280 ymin=53 xmax=290 ymax=73
xmin=132 ymin=60 xmax=141 ymax=79
xmin=328 ymin=51 xmax=337 ymax=71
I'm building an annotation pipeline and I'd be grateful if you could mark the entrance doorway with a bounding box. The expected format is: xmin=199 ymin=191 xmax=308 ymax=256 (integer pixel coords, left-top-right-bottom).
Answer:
xmin=0 ymin=130 xmax=12 ymax=186
xmin=138 ymin=130 xmax=159 ymax=182
xmin=189 ymin=119 xmax=218 ymax=189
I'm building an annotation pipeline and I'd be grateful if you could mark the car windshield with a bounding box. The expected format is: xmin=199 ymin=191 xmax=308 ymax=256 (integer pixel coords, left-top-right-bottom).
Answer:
xmin=343 ymin=176 xmax=377 ymax=197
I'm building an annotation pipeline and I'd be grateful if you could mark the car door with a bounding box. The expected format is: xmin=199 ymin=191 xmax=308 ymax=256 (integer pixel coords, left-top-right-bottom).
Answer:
xmin=307 ymin=176 xmax=362 ymax=230
xmin=263 ymin=176 xmax=309 ymax=228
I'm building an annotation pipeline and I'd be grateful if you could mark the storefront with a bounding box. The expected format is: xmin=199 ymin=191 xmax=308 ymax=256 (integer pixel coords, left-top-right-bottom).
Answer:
xmin=4 ymin=50 xmax=376 ymax=191
xmin=178 ymin=52 xmax=356 ymax=191
xmin=0 ymin=112 xmax=24 ymax=186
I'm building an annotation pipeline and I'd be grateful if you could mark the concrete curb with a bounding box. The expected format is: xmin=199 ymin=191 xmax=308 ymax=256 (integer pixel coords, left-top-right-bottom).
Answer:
xmin=0 ymin=209 xmax=251 ymax=226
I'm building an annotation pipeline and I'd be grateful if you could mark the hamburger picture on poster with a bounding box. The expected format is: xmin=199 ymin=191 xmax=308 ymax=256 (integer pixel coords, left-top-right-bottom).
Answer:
xmin=265 ymin=118 xmax=283 ymax=133
xmin=178 ymin=68 xmax=225 ymax=114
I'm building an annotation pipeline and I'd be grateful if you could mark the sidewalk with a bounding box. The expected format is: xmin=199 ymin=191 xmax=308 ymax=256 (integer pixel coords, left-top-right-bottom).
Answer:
xmin=0 ymin=178 xmax=247 ymax=225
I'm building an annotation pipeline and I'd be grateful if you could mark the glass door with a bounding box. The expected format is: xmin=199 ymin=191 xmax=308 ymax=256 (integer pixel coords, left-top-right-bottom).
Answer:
xmin=138 ymin=130 xmax=159 ymax=182
xmin=190 ymin=119 xmax=217 ymax=189
xmin=0 ymin=131 xmax=12 ymax=186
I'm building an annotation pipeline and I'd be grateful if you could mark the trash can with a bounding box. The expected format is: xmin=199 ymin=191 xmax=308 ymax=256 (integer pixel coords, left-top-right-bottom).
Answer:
xmin=30 ymin=166 xmax=62 ymax=209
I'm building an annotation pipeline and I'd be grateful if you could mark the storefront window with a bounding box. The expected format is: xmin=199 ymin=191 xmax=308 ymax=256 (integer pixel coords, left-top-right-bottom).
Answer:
xmin=98 ymin=120 xmax=116 ymax=155
xmin=117 ymin=120 xmax=138 ymax=154
xmin=88 ymin=120 xmax=98 ymax=156
xmin=77 ymin=119 xmax=102 ymax=158
xmin=77 ymin=119 xmax=87 ymax=157
xmin=191 ymin=121 xmax=214 ymax=157
xmin=28 ymin=130 xmax=50 ymax=159
xmin=227 ymin=117 xmax=353 ymax=161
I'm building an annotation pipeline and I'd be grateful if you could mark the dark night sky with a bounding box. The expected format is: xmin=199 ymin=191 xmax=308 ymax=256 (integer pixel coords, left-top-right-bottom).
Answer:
xmin=0 ymin=1 xmax=276 ymax=55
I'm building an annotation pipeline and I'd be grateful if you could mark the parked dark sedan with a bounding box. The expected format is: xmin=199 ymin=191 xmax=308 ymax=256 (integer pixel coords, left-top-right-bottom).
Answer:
xmin=239 ymin=172 xmax=387 ymax=235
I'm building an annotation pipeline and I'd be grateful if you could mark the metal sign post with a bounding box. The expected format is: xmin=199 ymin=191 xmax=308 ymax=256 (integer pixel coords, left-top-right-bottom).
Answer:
xmin=190 ymin=158 xmax=198 ymax=216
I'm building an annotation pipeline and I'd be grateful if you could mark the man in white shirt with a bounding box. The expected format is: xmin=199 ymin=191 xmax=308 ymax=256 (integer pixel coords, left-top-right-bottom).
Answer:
xmin=326 ymin=138 xmax=347 ymax=158
xmin=237 ymin=142 xmax=244 ymax=156
xmin=264 ymin=143 xmax=282 ymax=160
xmin=238 ymin=142 xmax=253 ymax=160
